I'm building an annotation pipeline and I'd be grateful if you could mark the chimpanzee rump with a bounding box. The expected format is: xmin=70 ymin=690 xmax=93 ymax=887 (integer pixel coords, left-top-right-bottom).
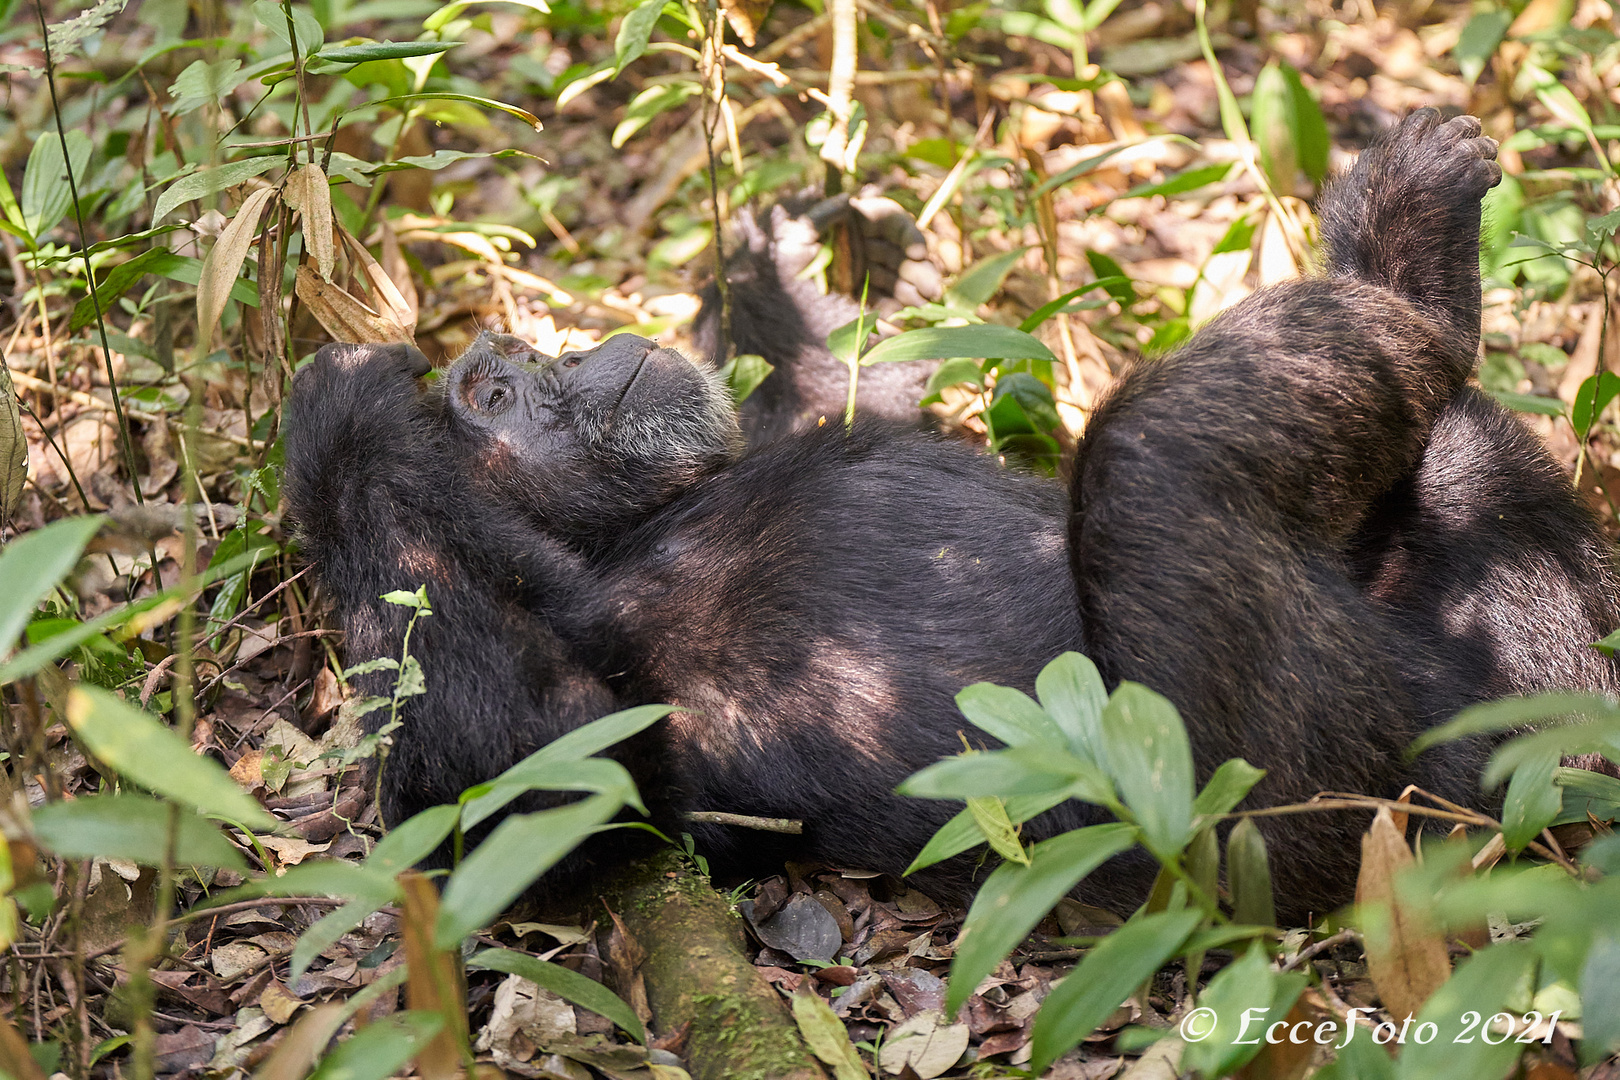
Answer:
xmin=283 ymin=111 xmax=1619 ymax=920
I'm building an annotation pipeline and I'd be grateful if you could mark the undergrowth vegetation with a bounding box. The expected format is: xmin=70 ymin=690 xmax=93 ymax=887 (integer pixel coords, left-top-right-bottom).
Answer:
xmin=0 ymin=0 xmax=1618 ymax=1077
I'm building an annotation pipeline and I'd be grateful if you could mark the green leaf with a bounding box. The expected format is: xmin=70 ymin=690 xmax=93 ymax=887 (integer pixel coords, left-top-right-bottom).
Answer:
xmin=1484 ymin=720 xmax=1620 ymax=789
xmin=0 ymin=516 xmax=103 ymax=652
xmin=367 ymin=804 xmax=460 ymax=876
xmin=1250 ymin=60 xmax=1328 ymax=191
xmin=470 ymin=947 xmax=646 ymax=1043
xmin=1581 ymin=935 xmax=1620 ymax=1065
xmin=826 ymin=310 xmax=880 ymax=366
xmin=1211 ymin=214 xmax=1258 ymax=256
xmin=721 ymin=353 xmax=773 ymax=405
xmin=919 ymin=357 xmax=986 ymax=404
xmin=1501 ymin=751 xmax=1562 ymax=852
xmin=1316 ymin=1028 xmax=1395 ymax=1080
xmin=792 ymin=986 xmax=870 ymax=1080
xmin=167 ymin=58 xmax=247 ymax=115
xmin=458 ymin=705 xmax=672 ymax=828
xmin=64 ymin=686 xmax=276 ymax=830
xmin=990 ymin=372 xmax=1060 ymax=433
xmin=1488 ymin=389 xmax=1566 ymax=417
xmin=1096 ymin=682 xmax=1195 ymax=861
xmin=615 ymin=0 xmax=669 ymax=75
xmin=898 ymin=745 xmax=1103 ymax=802
xmin=1123 ymin=162 xmax=1232 ymax=201
xmin=1410 ymin=692 xmax=1619 ymax=754
xmin=461 ymin=757 xmax=643 ymax=831
xmin=291 ymin=900 xmax=376 ymax=982
xmin=946 ymin=248 xmax=1028 ymax=309
xmin=955 ymin=682 xmax=1065 ymax=748
xmin=1030 ymin=144 xmax=1131 ymax=199
xmin=74 ymin=249 xmax=260 ymax=329
xmin=206 ymin=861 xmax=396 ymax=907
xmin=436 ymin=793 xmax=623 ymax=947
xmin=1018 ymin=279 xmax=1129 ymax=332
xmin=612 ymin=83 xmax=701 ymax=148
xmin=1035 ymin=652 xmax=1107 ymax=760
xmin=1028 ymin=909 xmax=1203 ymax=1072
xmin=861 ymin=324 xmax=1056 ymax=367
xmin=1085 ymin=251 xmax=1136 ymax=306
xmin=1181 ymin=945 xmax=1306 ymax=1077
xmin=308 ymin=1011 xmax=443 ymax=1080
xmin=21 ymin=130 xmax=93 ymax=241
xmin=252 ymin=0 xmax=324 ymax=55
xmin=903 ymin=789 xmax=1073 ymax=874
xmin=316 ymin=41 xmax=458 ymax=64
xmin=1391 ymin=942 xmax=1536 ymax=1080
xmin=967 ymin=796 xmax=1029 ymax=864
xmin=152 ymin=157 xmax=281 ymax=223
xmin=1551 ymin=765 xmax=1620 ymax=826
xmin=32 ymin=794 xmax=247 ymax=870
xmin=1454 ymin=9 xmax=1512 ymax=85
xmin=1225 ymin=818 xmax=1274 ymax=927
xmin=1193 ymin=758 xmax=1266 ymax=819
xmin=946 ymin=823 xmax=1138 ymax=1014
xmin=1572 ymin=371 xmax=1620 ymax=439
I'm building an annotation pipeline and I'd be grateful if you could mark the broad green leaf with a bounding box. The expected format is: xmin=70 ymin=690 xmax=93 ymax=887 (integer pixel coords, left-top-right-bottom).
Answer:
xmin=947 ymin=823 xmax=1137 ymax=1014
xmin=1035 ymin=652 xmax=1107 ymax=758
xmin=898 ymin=746 xmax=1098 ymax=802
xmin=1123 ymin=162 xmax=1232 ymax=201
xmin=436 ymin=793 xmax=622 ymax=947
xmin=64 ymin=687 xmax=275 ymax=830
xmin=308 ymin=1011 xmax=443 ymax=1080
xmin=21 ymin=130 xmax=92 ymax=241
xmin=1410 ymin=692 xmax=1618 ymax=754
xmin=1500 ymin=751 xmax=1562 ymax=852
xmin=1086 ymin=251 xmax=1136 ymax=306
xmin=205 ymin=861 xmax=396 ymax=908
xmin=612 ymin=83 xmax=701 ymax=148
xmin=861 ymin=324 xmax=1056 ymax=367
xmin=1316 ymin=1029 xmax=1395 ymax=1080
xmin=291 ymin=900 xmax=376 ymax=982
xmin=903 ymin=789 xmax=1073 ymax=874
xmin=967 ymin=797 xmax=1029 ymax=864
xmin=458 ymin=705 xmax=671 ymax=827
xmin=1028 ymin=909 xmax=1203 ymax=1072
xmin=1211 ymin=214 xmax=1258 ymax=255
xmin=1226 ymin=818 xmax=1275 ymax=926
xmin=252 ymin=0 xmax=323 ymax=55
xmin=991 ymin=372 xmax=1061 ymax=434
xmin=0 ymin=516 xmax=104 ymax=652
xmin=1181 ymin=945 xmax=1306 ymax=1077
xmin=1250 ymin=60 xmax=1328 ymax=192
xmin=721 ymin=353 xmax=774 ymax=404
xmin=1573 ymin=371 xmax=1620 ymax=439
xmin=470 ymin=948 xmax=646 ymax=1043
xmin=1454 ymin=9 xmax=1511 ymax=85
xmin=0 ymin=548 xmax=264 ymax=684
xmin=919 ymin=357 xmax=984 ymax=404
xmin=72 ymin=248 xmax=259 ymax=330
xmin=1484 ymin=720 xmax=1620 ymax=789
xmin=955 ymin=682 xmax=1065 ymax=748
xmin=1488 ymin=390 xmax=1565 ymax=417
xmin=1581 ymin=935 xmax=1620 ymax=1065
xmin=1392 ymin=942 xmax=1537 ymax=1080
xmin=366 ymin=804 xmax=460 ymax=876
xmin=826 ymin=310 xmax=880 ymax=366
xmin=152 ymin=157 xmax=282 ymax=223
xmin=1193 ymin=758 xmax=1266 ymax=819
xmin=167 ymin=58 xmax=247 ymax=115
xmin=460 ymin=757 xmax=642 ymax=831
xmin=33 ymin=794 xmax=246 ymax=870
xmin=946 ymin=247 xmax=1028 ymax=309
xmin=1096 ymin=682 xmax=1195 ymax=860
xmin=1551 ymin=765 xmax=1620 ymax=826
xmin=614 ymin=0 xmax=669 ymax=75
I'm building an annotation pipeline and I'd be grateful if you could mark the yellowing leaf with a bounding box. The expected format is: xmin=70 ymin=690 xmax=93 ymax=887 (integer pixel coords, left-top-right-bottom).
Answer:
xmin=197 ymin=185 xmax=275 ymax=352
xmin=966 ymin=796 xmax=1028 ymax=865
xmin=65 ymin=686 xmax=276 ymax=830
xmin=791 ymin=986 xmax=869 ymax=1080
xmin=284 ymin=163 xmax=335 ymax=282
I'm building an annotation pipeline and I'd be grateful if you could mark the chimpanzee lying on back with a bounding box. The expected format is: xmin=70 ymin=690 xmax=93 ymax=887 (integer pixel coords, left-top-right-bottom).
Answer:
xmin=284 ymin=111 xmax=1619 ymax=921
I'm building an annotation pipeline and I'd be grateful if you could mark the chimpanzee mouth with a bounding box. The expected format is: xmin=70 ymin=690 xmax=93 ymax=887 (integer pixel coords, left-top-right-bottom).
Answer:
xmin=609 ymin=346 xmax=656 ymax=419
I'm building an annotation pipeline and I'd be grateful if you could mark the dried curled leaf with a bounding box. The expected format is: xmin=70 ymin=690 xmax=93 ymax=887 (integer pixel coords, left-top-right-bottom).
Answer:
xmin=197 ymin=185 xmax=276 ymax=351
xmin=294 ymin=266 xmax=413 ymax=345
xmin=0 ymin=360 xmax=26 ymax=527
xmin=1356 ymin=805 xmax=1451 ymax=1021
xmin=284 ymin=163 xmax=335 ymax=282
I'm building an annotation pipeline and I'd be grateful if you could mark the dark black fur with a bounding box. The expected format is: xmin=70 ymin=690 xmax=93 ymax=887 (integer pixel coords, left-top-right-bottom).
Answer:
xmin=284 ymin=111 xmax=1619 ymax=920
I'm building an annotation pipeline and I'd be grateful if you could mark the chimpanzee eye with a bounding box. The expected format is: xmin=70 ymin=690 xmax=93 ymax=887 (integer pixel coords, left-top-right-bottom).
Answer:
xmin=561 ymin=354 xmax=582 ymax=368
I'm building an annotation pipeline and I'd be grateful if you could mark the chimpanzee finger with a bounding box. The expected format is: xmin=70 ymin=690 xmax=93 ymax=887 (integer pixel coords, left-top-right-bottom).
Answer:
xmin=898 ymin=259 xmax=944 ymax=303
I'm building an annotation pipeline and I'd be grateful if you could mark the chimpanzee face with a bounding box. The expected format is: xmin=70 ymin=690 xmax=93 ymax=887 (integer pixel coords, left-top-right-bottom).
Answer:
xmin=445 ymin=331 xmax=741 ymax=536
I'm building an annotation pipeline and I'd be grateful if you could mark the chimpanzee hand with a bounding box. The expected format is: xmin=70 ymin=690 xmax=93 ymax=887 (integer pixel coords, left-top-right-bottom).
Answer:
xmin=764 ymin=193 xmax=943 ymax=313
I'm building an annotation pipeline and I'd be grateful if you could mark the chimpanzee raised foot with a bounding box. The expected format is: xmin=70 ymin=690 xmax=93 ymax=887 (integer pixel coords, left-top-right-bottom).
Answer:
xmin=284 ymin=109 xmax=1618 ymax=922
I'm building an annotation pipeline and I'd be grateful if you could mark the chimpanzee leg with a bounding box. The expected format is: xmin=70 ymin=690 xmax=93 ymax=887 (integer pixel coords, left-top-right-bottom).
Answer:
xmin=1070 ymin=111 xmax=1503 ymax=917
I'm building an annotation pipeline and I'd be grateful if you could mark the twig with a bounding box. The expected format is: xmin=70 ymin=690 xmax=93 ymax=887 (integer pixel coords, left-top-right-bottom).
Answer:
xmin=684 ymin=811 xmax=803 ymax=834
xmin=1279 ymin=928 xmax=1361 ymax=972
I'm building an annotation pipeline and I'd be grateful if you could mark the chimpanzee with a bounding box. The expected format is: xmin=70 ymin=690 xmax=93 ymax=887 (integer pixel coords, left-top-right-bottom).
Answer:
xmin=284 ymin=111 xmax=1619 ymax=921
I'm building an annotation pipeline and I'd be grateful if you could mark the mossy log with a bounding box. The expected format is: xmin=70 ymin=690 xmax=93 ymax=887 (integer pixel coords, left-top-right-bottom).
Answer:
xmin=604 ymin=850 xmax=828 ymax=1080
